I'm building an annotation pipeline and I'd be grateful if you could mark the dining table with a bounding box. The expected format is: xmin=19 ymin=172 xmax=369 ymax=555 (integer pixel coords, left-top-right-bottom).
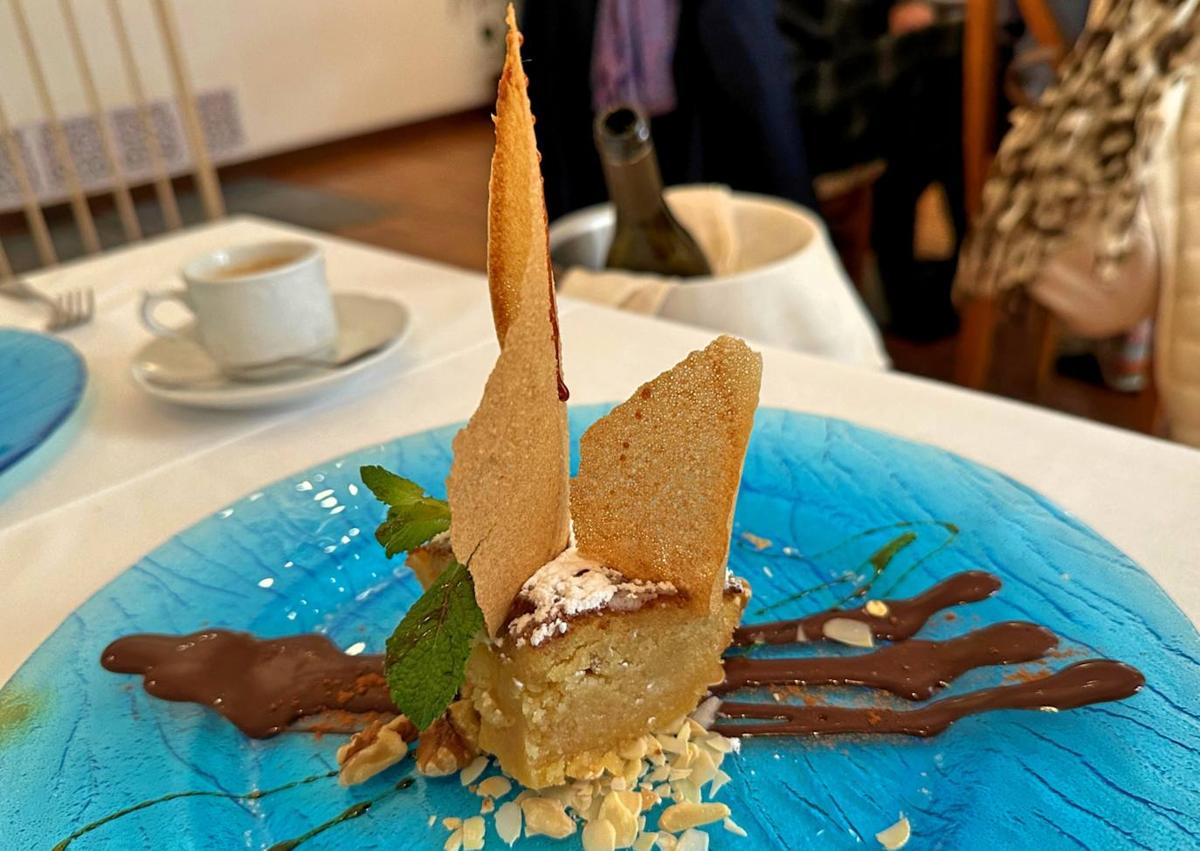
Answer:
xmin=0 ymin=213 xmax=1197 ymax=688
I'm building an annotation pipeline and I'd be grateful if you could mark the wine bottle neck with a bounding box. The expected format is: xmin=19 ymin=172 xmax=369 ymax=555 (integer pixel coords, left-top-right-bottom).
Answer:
xmin=601 ymin=147 xmax=670 ymax=224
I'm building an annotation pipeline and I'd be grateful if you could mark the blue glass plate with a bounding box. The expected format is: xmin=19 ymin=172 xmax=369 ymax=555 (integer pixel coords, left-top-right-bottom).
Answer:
xmin=0 ymin=329 xmax=86 ymax=474
xmin=2 ymin=407 xmax=1197 ymax=849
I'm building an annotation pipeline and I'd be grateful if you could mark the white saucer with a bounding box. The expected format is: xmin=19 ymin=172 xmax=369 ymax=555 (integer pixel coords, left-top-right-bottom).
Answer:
xmin=131 ymin=293 xmax=411 ymax=410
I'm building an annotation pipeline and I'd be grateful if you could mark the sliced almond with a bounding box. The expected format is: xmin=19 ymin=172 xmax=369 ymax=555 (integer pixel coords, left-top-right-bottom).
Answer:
xmin=521 ymin=796 xmax=577 ymax=839
xmin=723 ymin=816 xmax=748 ymax=837
xmin=690 ymin=697 xmax=722 ymax=731
xmin=875 ymin=813 xmax=911 ymax=850
xmin=709 ymin=770 xmax=732 ymax=798
xmin=583 ymin=818 xmax=618 ymax=851
xmin=477 ymin=775 xmax=513 ymax=799
xmin=864 ymin=599 xmax=890 ymax=617
xmin=659 ymin=802 xmax=730 ymax=833
xmin=676 ymin=828 xmax=710 ymax=851
xmin=495 ymin=801 xmax=522 ymax=847
xmin=634 ymin=831 xmax=660 ymax=851
xmin=444 ymin=828 xmax=464 ymax=851
xmin=460 ymin=755 xmax=489 ymax=786
xmin=689 ymin=749 xmax=718 ymax=788
xmin=462 ymin=816 xmax=486 ymax=850
xmin=672 ymin=779 xmax=702 ymax=805
xmin=701 ymin=734 xmax=733 ymax=754
xmin=599 ymin=790 xmax=639 ymax=847
xmin=443 ymin=817 xmax=463 ymax=830
xmin=822 ymin=617 xmax=875 ymax=648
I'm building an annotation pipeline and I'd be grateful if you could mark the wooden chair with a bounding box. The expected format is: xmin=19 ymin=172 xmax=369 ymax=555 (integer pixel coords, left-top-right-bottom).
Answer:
xmin=0 ymin=0 xmax=224 ymax=279
xmin=955 ymin=0 xmax=1066 ymax=390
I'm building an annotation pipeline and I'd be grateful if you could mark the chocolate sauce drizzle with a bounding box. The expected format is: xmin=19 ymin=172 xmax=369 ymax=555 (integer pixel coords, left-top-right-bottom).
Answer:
xmin=101 ymin=630 xmax=392 ymax=738
xmin=714 ymin=660 xmax=1145 ymax=738
xmin=100 ymin=570 xmax=1144 ymax=748
xmin=733 ymin=570 xmax=1001 ymax=646
xmin=717 ymin=621 xmax=1058 ymax=701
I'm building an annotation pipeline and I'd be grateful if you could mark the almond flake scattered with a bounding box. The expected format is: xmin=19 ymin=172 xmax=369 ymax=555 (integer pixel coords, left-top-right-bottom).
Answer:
xmin=444 ymin=817 xmax=464 ymax=830
xmin=582 ymin=818 xmax=617 ymax=851
xmin=741 ymin=532 xmax=772 ymax=550
xmin=875 ymin=813 xmax=911 ymax=850
xmin=599 ymin=790 xmax=639 ymax=846
xmin=659 ymin=802 xmax=730 ymax=832
xmin=428 ymin=814 xmax=437 ymax=828
xmin=723 ymin=816 xmax=748 ymax=837
xmin=521 ymin=796 xmax=577 ymax=839
xmin=702 ymin=734 xmax=733 ymax=754
xmin=709 ymin=770 xmax=732 ymax=798
xmin=690 ymin=697 xmax=721 ymax=730
xmin=823 ymin=617 xmax=875 ymax=648
xmin=462 ymin=816 xmax=486 ymax=850
xmin=460 ymin=756 xmax=490 ymax=786
xmin=495 ymin=801 xmax=522 ymax=846
xmin=478 ymin=776 xmax=513 ymax=799
xmin=444 ymin=828 xmax=464 ymax=851
xmin=676 ymin=828 xmax=709 ymax=851
xmin=864 ymin=599 xmax=890 ymax=617
xmin=634 ymin=831 xmax=660 ymax=851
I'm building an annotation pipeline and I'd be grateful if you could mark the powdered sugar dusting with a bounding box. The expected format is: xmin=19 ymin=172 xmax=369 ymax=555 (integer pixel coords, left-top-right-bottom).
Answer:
xmin=507 ymin=548 xmax=678 ymax=647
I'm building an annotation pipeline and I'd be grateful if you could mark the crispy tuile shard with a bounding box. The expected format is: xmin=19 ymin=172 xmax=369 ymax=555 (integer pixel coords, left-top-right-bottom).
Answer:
xmin=446 ymin=4 xmax=570 ymax=635
xmin=486 ymin=3 xmax=565 ymax=397
xmin=571 ymin=335 xmax=761 ymax=607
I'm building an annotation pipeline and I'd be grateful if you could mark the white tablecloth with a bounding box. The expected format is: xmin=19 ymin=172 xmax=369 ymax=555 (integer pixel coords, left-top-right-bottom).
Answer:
xmin=0 ymin=216 xmax=512 ymax=528
xmin=2 ymin=217 xmax=1198 ymax=685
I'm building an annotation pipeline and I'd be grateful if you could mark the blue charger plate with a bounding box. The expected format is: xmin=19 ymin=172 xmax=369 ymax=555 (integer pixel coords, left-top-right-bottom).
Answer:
xmin=2 ymin=406 xmax=1197 ymax=849
xmin=0 ymin=329 xmax=85 ymax=474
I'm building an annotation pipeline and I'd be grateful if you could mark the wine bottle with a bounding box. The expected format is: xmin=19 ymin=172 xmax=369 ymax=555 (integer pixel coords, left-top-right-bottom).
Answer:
xmin=594 ymin=106 xmax=712 ymax=277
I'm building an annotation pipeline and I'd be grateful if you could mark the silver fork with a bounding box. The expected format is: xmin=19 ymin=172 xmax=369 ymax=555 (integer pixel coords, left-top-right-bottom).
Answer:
xmin=0 ymin=278 xmax=95 ymax=331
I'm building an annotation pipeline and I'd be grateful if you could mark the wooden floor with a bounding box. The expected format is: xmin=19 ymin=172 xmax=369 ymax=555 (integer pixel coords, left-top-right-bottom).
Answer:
xmin=224 ymin=111 xmax=495 ymax=273
xmin=13 ymin=107 xmax=1159 ymax=436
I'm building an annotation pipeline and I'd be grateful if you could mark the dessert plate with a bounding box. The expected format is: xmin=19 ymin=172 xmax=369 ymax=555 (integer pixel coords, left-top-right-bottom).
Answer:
xmin=2 ymin=407 xmax=1197 ymax=849
xmin=0 ymin=328 xmax=86 ymax=474
xmin=130 ymin=292 xmax=410 ymax=410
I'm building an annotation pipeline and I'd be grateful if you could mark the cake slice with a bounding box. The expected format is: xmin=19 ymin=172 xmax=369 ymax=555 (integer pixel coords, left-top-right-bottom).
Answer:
xmin=463 ymin=552 xmax=749 ymax=789
xmin=408 ymin=540 xmax=749 ymax=790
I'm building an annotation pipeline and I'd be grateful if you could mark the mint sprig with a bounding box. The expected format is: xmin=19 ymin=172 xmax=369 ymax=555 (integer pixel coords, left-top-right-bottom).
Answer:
xmin=384 ymin=559 xmax=484 ymax=729
xmin=360 ymin=465 xmax=451 ymax=558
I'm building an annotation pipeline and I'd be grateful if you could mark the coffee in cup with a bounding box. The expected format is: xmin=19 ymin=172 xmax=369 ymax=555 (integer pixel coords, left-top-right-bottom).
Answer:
xmin=140 ymin=241 xmax=337 ymax=375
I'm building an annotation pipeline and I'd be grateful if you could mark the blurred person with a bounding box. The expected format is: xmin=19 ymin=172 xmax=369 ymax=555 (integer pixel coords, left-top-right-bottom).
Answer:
xmin=778 ymin=0 xmax=968 ymax=339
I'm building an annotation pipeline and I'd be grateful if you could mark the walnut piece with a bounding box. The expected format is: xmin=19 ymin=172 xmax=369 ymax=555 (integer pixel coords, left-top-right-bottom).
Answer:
xmin=337 ymin=715 xmax=414 ymax=786
xmin=417 ymin=714 xmax=479 ymax=777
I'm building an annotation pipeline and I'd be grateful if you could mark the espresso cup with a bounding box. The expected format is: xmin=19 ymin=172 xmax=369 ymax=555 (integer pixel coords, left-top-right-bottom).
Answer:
xmin=140 ymin=241 xmax=338 ymax=374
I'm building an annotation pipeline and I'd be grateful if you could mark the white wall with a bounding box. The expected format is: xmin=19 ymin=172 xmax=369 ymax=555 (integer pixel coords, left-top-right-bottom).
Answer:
xmin=0 ymin=0 xmax=506 ymax=165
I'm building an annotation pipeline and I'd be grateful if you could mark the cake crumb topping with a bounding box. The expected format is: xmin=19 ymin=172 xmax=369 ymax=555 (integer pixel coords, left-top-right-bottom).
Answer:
xmin=507 ymin=548 xmax=679 ymax=647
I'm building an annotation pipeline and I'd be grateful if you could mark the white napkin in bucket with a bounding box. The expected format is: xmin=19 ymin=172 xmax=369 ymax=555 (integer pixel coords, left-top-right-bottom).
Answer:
xmin=556 ymin=186 xmax=888 ymax=369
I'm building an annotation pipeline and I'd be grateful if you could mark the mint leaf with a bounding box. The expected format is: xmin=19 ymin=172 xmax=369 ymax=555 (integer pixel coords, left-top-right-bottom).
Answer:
xmin=384 ymin=560 xmax=484 ymax=729
xmin=377 ymin=503 xmax=451 ymax=558
xmin=361 ymin=465 xmax=425 ymax=505
xmin=359 ymin=465 xmax=451 ymax=558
